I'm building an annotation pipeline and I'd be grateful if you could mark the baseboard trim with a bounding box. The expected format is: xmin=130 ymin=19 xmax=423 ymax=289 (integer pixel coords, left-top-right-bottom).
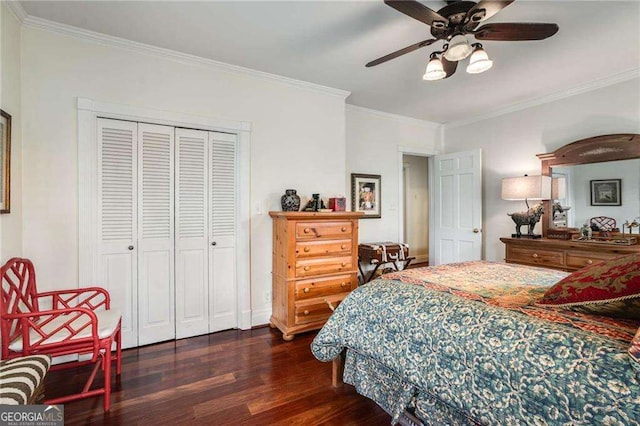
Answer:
xmin=251 ymin=308 xmax=271 ymax=327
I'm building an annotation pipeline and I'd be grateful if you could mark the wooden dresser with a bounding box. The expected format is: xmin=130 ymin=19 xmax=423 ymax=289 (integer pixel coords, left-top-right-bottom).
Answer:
xmin=269 ymin=211 xmax=363 ymax=341
xmin=501 ymin=237 xmax=640 ymax=272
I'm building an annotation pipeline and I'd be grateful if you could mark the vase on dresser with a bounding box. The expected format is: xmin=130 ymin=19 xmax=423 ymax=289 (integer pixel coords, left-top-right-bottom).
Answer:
xmin=281 ymin=189 xmax=301 ymax=211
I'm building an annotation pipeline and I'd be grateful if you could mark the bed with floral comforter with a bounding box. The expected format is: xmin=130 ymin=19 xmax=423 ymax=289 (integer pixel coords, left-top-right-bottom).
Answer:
xmin=311 ymin=261 xmax=640 ymax=425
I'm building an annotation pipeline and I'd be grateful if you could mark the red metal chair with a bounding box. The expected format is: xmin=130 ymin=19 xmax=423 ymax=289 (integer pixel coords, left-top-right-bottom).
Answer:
xmin=0 ymin=258 xmax=122 ymax=411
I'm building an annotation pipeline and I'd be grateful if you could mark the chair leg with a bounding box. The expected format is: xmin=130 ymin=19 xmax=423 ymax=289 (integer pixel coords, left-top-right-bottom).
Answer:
xmin=116 ymin=327 xmax=122 ymax=376
xmin=103 ymin=349 xmax=112 ymax=411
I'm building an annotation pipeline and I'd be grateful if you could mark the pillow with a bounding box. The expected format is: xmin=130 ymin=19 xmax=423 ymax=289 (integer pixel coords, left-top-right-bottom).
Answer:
xmin=629 ymin=328 xmax=640 ymax=377
xmin=538 ymin=253 xmax=640 ymax=320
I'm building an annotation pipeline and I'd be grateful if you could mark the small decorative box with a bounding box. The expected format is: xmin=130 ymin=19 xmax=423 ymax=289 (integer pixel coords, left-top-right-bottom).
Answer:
xmin=547 ymin=229 xmax=571 ymax=240
xmin=329 ymin=197 xmax=346 ymax=212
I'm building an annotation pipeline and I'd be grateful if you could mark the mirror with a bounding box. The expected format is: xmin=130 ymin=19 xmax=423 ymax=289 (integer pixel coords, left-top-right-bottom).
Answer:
xmin=551 ymin=159 xmax=640 ymax=229
xmin=537 ymin=134 xmax=640 ymax=237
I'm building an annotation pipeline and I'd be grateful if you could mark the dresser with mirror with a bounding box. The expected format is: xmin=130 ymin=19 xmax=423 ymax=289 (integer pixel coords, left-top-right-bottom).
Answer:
xmin=502 ymin=134 xmax=640 ymax=271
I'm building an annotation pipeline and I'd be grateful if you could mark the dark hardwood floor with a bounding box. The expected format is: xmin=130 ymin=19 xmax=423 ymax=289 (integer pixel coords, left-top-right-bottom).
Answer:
xmin=45 ymin=327 xmax=391 ymax=425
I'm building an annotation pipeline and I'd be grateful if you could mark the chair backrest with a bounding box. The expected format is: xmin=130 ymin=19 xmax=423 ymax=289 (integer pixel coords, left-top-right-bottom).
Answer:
xmin=590 ymin=216 xmax=617 ymax=231
xmin=1 ymin=258 xmax=40 ymax=353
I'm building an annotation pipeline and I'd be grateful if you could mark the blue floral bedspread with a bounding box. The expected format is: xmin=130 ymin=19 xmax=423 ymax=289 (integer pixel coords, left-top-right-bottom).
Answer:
xmin=311 ymin=261 xmax=640 ymax=425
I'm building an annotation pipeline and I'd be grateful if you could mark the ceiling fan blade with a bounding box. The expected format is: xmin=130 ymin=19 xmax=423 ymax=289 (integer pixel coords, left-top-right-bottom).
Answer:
xmin=442 ymin=57 xmax=458 ymax=79
xmin=474 ymin=23 xmax=559 ymax=41
xmin=384 ymin=0 xmax=448 ymax=27
xmin=466 ymin=1 xmax=515 ymax=24
xmin=366 ymin=39 xmax=438 ymax=67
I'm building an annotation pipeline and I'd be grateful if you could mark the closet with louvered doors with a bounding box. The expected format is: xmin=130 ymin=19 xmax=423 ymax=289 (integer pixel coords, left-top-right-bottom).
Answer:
xmin=97 ymin=118 xmax=238 ymax=349
xmin=175 ymin=128 xmax=238 ymax=339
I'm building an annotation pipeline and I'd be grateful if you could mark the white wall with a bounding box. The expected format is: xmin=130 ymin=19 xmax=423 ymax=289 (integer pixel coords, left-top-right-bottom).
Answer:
xmin=345 ymin=106 xmax=442 ymax=245
xmin=444 ymin=78 xmax=640 ymax=262
xmin=0 ymin=4 xmax=23 ymax=262
xmin=20 ymin=25 xmax=348 ymax=325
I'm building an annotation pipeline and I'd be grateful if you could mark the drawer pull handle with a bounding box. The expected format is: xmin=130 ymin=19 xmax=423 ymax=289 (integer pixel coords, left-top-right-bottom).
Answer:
xmin=304 ymin=310 xmax=310 ymax=315
xmin=303 ymin=288 xmax=310 ymax=293
xmin=303 ymin=247 xmax=310 ymax=253
xmin=341 ymin=244 xmax=346 ymax=249
xmin=341 ymin=227 xmax=347 ymax=232
xmin=304 ymin=266 xmax=310 ymax=271
xmin=341 ymin=282 xmax=346 ymax=288
xmin=341 ymin=262 xmax=347 ymax=267
xmin=532 ymin=253 xmax=539 ymax=258
xmin=586 ymin=259 xmax=593 ymax=265
xmin=304 ymin=228 xmax=311 ymax=234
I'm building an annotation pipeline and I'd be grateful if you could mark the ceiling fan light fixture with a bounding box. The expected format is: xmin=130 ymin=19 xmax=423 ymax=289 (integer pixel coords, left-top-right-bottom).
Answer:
xmin=466 ymin=44 xmax=493 ymax=74
xmin=443 ymin=35 xmax=472 ymax=61
xmin=423 ymin=56 xmax=446 ymax=81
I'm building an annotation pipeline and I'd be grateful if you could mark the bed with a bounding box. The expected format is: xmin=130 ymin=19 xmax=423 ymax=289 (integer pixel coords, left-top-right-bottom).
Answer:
xmin=311 ymin=261 xmax=640 ymax=425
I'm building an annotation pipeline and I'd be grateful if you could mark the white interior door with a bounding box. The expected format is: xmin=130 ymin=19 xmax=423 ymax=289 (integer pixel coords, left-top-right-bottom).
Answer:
xmin=432 ymin=149 xmax=482 ymax=265
xmin=208 ymin=132 xmax=238 ymax=333
xmin=175 ymin=128 xmax=210 ymax=339
xmin=97 ymin=118 xmax=138 ymax=348
xmin=137 ymin=123 xmax=175 ymax=346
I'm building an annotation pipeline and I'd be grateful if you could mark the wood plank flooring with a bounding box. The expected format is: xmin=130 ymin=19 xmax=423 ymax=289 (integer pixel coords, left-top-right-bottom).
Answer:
xmin=44 ymin=327 xmax=391 ymax=425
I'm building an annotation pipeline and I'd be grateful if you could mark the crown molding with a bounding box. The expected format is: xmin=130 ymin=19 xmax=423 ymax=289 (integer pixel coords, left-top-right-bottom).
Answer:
xmin=3 ymin=1 xmax=27 ymax=23
xmin=445 ymin=68 xmax=640 ymax=129
xmin=346 ymin=104 xmax=442 ymax=129
xmin=21 ymin=15 xmax=351 ymax=100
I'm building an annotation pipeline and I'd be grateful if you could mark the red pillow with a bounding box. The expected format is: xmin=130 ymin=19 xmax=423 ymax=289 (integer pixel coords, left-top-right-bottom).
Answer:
xmin=538 ymin=253 xmax=640 ymax=320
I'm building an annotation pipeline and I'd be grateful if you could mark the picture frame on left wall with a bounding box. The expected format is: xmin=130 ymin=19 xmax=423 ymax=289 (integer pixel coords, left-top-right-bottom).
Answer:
xmin=0 ymin=109 xmax=11 ymax=214
xmin=351 ymin=173 xmax=381 ymax=219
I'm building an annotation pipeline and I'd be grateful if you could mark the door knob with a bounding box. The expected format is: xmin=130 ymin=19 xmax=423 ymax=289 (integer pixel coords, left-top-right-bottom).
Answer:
xmin=211 ymin=242 xmax=217 ymax=246
xmin=128 ymin=245 xmax=134 ymax=250
xmin=473 ymin=228 xmax=480 ymax=233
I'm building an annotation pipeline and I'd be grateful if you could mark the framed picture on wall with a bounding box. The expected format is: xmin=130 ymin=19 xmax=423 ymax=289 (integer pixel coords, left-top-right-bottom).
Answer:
xmin=0 ymin=109 xmax=11 ymax=214
xmin=590 ymin=179 xmax=621 ymax=206
xmin=351 ymin=173 xmax=381 ymax=219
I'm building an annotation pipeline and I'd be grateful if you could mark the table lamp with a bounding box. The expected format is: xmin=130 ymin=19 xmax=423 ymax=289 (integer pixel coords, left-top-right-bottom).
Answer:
xmin=501 ymin=174 xmax=551 ymax=238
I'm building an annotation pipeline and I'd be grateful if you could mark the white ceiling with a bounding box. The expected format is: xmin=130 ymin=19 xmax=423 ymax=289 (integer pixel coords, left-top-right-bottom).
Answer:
xmin=20 ymin=1 xmax=640 ymax=123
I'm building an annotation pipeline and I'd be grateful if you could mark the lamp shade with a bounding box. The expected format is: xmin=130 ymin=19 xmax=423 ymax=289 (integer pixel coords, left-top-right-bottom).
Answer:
xmin=466 ymin=46 xmax=493 ymax=74
xmin=502 ymin=175 xmax=552 ymax=200
xmin=551 ymin=177 xmax=566 ymax=200
xmin=444 ymin=35 xmax=472 ymax=61
xmin=423 ymin=57 xmax=446 ymax=81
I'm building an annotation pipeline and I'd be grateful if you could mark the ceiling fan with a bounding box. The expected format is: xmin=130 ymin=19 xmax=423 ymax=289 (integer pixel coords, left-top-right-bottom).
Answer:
xmin=367 ymin=0 xmax=559 ymax=80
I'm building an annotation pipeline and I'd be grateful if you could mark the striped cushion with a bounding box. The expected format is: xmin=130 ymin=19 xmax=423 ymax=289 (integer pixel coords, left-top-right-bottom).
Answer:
xmin=0 ymin=355 xmax=51 ymax=405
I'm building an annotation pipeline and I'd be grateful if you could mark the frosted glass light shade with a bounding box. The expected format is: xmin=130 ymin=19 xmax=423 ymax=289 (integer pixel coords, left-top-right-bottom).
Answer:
xmin=423 ymin=57 xmax=446 ymax=81
xmin=444 ymin=35 xmax=472 ymax=61
xmin=551 ymin=177 xmax=566 ymax=200
xmin=502 ymin=175 xmax=552 ymax=200
xmin=466 ymin=47 xmax=493 ymax=74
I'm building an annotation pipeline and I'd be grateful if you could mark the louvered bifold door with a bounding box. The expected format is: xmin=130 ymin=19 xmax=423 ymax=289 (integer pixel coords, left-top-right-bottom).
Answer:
xmin=97 ymin=118 xmax=138 ymax=349
xmin=208 ymin=132 xmax=238 ymax=332
xmin=175 ymin=128 xmax=210 ymax=339
xmin=137 ymin=123 xmax=176 ymax=345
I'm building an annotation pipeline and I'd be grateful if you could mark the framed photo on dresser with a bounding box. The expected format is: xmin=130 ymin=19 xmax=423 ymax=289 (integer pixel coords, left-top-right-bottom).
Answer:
xmin=351 ymin=173 xmax=381 ymax=219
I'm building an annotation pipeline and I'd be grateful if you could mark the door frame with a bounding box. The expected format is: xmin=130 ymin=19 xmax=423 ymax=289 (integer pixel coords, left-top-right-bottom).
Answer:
xmin=397 ymin=146 xmax=439 ymax=266
xmin=77 ymin=97 xmax=252 ymax=331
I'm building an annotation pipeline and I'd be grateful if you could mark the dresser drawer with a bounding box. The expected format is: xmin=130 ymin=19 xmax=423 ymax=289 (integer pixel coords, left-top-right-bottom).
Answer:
xmin=296 ymin=239 xmax=352 ymax=258
xmin=295 ymin=273 xmax=356 ymax=300
xmin=295 ymin=256 xmax=353 ymax=278
xmin=295 ymin=221 xmax=353 ymax=240
xmin=566 ymin=251 xmax=616 ymax=269
xmin=294 ymin=296 xmax=347 ymax=326
xmin=508 ymin=246 xmax=564 ymax=268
